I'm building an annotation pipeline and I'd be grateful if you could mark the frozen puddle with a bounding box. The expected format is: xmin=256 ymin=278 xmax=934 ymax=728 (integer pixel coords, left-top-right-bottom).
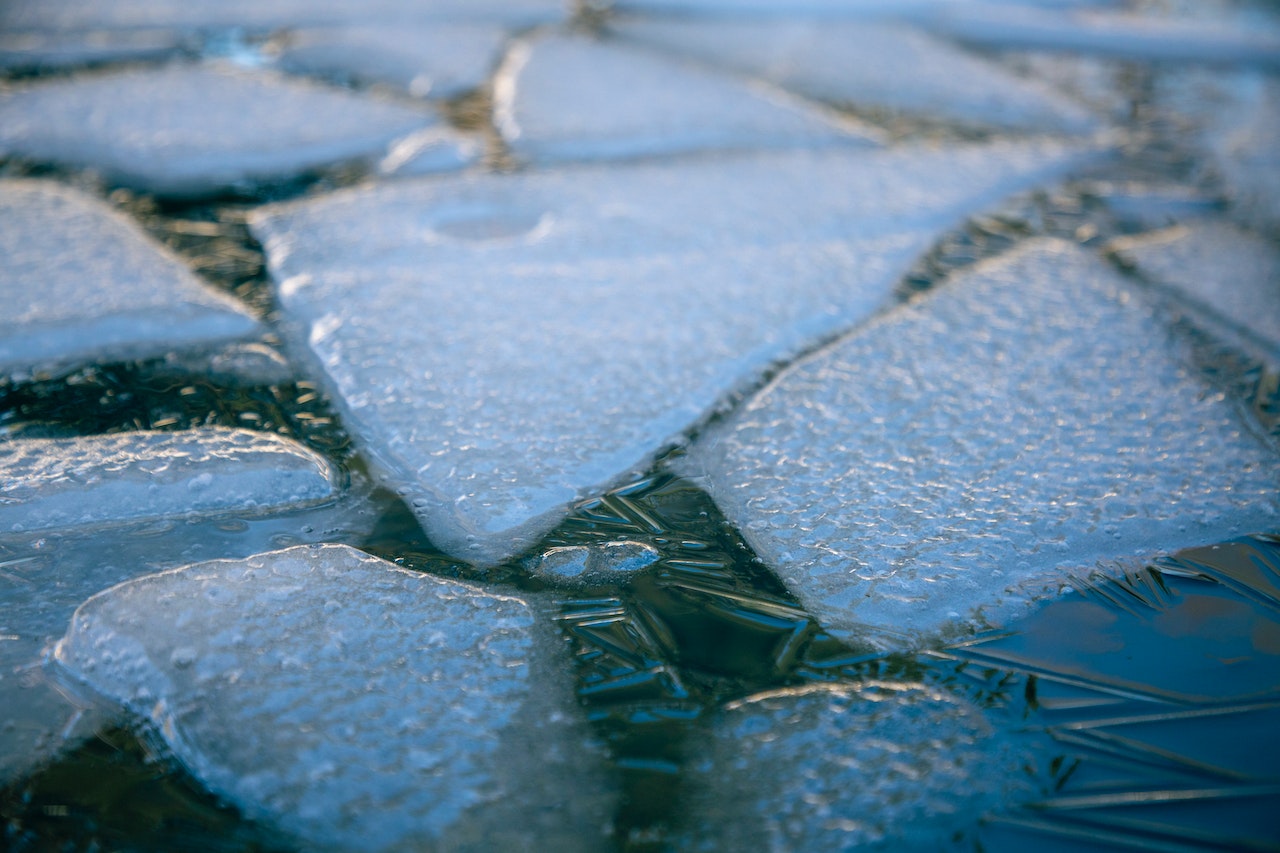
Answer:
xmin=495 ymin=33 xmax=878 ymax=165
xmin=253 ymin=138 xmax=1102 ymax=565
xmin=53 ymin=544 xmax=615 ymax=852
xmin=683 ymin=239 xmax=1280 ymax=640
xmin=0 ymin=427 xmax=337 ymax=534
xmin=612 ymin=17 xmax=1098 ymax=134
xmin=0 ymin=64 xmax=453 ymax=197
xmin=677 ymin=682 xmax=1044 ymax=850
xmin=0 ymin=180 xmax=259 ymax=378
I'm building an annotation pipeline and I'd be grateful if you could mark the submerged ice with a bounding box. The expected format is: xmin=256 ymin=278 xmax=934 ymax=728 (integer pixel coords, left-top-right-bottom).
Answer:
xmin=683 ymin=239 xmax=1280 ymax=640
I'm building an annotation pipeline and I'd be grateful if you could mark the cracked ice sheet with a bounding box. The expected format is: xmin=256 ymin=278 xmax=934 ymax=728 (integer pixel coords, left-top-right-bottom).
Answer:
xmin=676 ymin=683 xmax=1047 ymax=850
xmin=495 ymin=34 xmax=878 ymax=165
xmin=1109 ymin=221 xmax=1280 ymax=361
xmin=253 ymin=139 xmax=1105 ymax=565
xmin=0 ymin=65 xmax=458 ymax=198
xmin=681 ymin=239 xmax=1280 ymax=641
xmin=278 ymin=23 xmax=505 ymax=100
xmin=53 ymin=544 xmax=615 ymax=852
xmin=0 ymin=180 xmax=258 ymax=378
xmin=611 ymin=18 xmax=1098 ymax=134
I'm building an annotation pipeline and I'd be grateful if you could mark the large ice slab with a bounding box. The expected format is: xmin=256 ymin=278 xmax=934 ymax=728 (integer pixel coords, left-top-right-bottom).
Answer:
xmin=612 ymin=18 xmax=1098 ymax=134
xmin=253 ymin=140 xmax=1104 ymax=565
xmin=677 ymin=682 xmax=1045 ymax=849
xmin=0 ymin=180 xmax=258 ymax=377
xmin=0 ymin=65 xmax=442 ymax=197
xmin=53 ymin=544 xmax=615 ymax=851
xmin=495 ymin=34 xmax=877 ymax=164
xmin=277 ymin=23 xmax=505 ymax=99
xmin=683 ymin=239 xmax=1280 ymax=640
xmin=0 ymin=427 xmax=338 ymax=534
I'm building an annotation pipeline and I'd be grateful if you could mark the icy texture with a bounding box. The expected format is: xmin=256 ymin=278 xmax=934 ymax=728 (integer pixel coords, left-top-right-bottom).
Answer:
xmin=0 ymin=428 xmax=337 ymax=534
xmin=613 ymin=0 xmax=1118 ymax=17
xmin=613 ymin=18 xmax=1098 ymax=133
xmin=684 ymin=239 xmax=1280 ymax=640
xmin=527 ymin=541 xmax=660 ymax=581
xmin=0 ymin=180 xmax=258 ymax=376
xmin=278 ymin=23 xmax=505 ymax=99
xmin=0 ymin=65 xmax=440 ymax=197
xmin=1111 ymin=221 xmax=1280 ymax=358
xmin=0 ymin=29 xmax=181 ymax=71
xmin=54 ymin=544 xmax=614 ymax=851
xmin=677 ymin=682 xmax=1045 ymax=850
xmin=1203 ymin=76 xmax=1280 ymax=232
xmin=495 ymin=34 xmax=876 ymax=164
xmin=253 ymin=139 xmax=1103 ymax=565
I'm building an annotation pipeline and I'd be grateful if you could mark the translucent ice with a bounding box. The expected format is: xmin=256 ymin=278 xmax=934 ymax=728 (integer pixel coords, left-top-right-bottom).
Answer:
xmin=53 ymin=544 xmax=615 ymax=851
xmin=0 ymin=180 xmax=258 ymax=377
xmin=527 ymin=540 xmax=660 ymax=582
xmin=683 ymin=239 xmax=1280 ymax=640
xmin=612 ymin=18 xmax=1098 ymax=134
xmin=495 ymin=33 xmax=877 ymax=164
xmin=676 ymin=682 xmax=1045 ymax=850
xmin=0 ymin=65 xmax=443 ymax=197
xmin=252 ymin=140 xmax=1104 ymax=565
xmin=0 ymin=427 xmax=338 ymax=534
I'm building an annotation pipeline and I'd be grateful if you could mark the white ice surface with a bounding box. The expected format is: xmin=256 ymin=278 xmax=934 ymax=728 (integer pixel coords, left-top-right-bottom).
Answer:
xmin=277 ymin=23 xmax=506 ymax=99
xmin=53 ymin=544 xmax=615 ymax=851
xmin=1110 ymin=221 xmax=1280 ymax=359
xmin=0 ymin=180 xmax=259 ymax=377
xmin=682 ymin=239 xmax=1280 ymax=640
xmin=677 ymin=682 xmax=1047 ymax=850
xmin=495 ymin=34 xmax=877 ymax=164
xmin=253 ymin=140 xmax=1104 ymax=565
xmin=0 ymin=65 xmax=444 ymax=197
xmin=612 ymin=18 xmax=1098 ymax=134
xmin=0 ymin=428 xmax=338 ymax=534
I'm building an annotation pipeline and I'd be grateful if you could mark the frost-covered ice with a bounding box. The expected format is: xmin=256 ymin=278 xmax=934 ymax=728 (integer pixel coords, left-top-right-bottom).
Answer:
xmin=0 ymin=428 xmax=337 ymax=534
xmin=0 ymin=65 xmax=443 ymax=197
xmin=53 ymin=544 xmax=615 ymax=851
xmin=253 ymin=139 xmax=1103 ymax=565
xmin=683 ymin=239 xmax=1280 ymax=640
xmin=0 ymin=180 xmax=258 ymax=377
xmin=278 ymin=23 xmax=505 ymax=100
xmin=612 ymin=18 xmax=1098 ymax=133
xmin=0 ymin=28 xmax=182 ymax=71
xmin=495 ymin=34 xmax=877 ymax=164
xmin=527 ymin=540 xmax=660 ymax=582
xmin=1110 ymin=221 xmax=1280 ymax=358
xmin=676 ymin=682 xmax=1046 ymax=850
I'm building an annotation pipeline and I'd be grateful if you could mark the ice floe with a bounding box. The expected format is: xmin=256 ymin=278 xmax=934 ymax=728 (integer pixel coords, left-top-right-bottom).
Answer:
xmin=682 ymin=239 xmax=1280 ymax=640
xmin=611 ymin=17 xmax=1098 ymax=134
xmin=0 ymin=64 xmax=448 ymax=196
xmin=676 ymin=682 xmax=1045 ymax=850
xmin=0 ymin=427 xmax=338 ymax=534
xmin=53 ymin=544 xmax=615 ymax=851
xmin=0 ymin=180 xmax=258 ymax=377
xmin=253 ymin=139 xmax=1105 ymax=565
xmin=495 ymin=33 xmax=877 ymax=164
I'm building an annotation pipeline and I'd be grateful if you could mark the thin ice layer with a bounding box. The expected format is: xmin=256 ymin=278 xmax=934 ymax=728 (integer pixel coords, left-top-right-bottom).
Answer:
xmin=278 ymin=23 xmax=505 ymax=99
xmin=1110 ymin=221 xmax=1280 ymax=358
xmin=53 ymin=544 xmax=615 ymax=851
xmin=684 ymin=239 xmax=1280 ymax=640
xmin=612 ymin=18 xmax=1097 ymax=133
xmin=495 ymin=34 xmax=877 ymax=164
xmin=677 ymin=683 xmax=1046 ymax=850
xmin=0 ymin=428 xmax=338 ymax=534
xmin=253 ymin=140 xmax=1104 ymax=565
xmin=0 ymin=180 xmax=258 ymax=376
xmin=0 ymin=65 xmax=441 ymax=196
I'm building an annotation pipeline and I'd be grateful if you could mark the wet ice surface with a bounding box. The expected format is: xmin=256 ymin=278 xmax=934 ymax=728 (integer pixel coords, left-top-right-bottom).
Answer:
xmin=254 ymin=139 xmax=1101 ymax=565
xmin=0 ymin=180 xmax=258 ymax=377
xmin=0 ymin=427 xmax=337 ymax=534
xmin=0 ymin=65 xmax=445 ymax=197
xmin=495 ymin=33 xmax=878 ymax=164
xmin=684 ymin=239 xmax=1280 ymax=640
xmin=526 ymin=540 xmax=660 ymax=582
xmin=53 ymin=544 xmax=615 ymax=852
xmin=613 ymin=18 xmax=1099 ymax=134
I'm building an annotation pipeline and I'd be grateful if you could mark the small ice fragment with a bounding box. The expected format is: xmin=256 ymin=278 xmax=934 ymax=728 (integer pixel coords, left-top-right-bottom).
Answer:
xmin=528 ymin=540 xmax=659 ymax=582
